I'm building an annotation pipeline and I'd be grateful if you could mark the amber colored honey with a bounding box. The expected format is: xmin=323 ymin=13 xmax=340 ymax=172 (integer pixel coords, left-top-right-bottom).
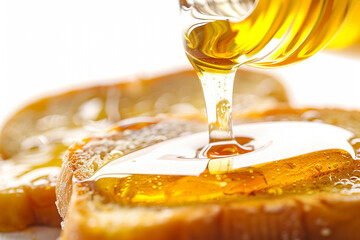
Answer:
xmin=88 ymin=149 xmax=355 ymax=207
xmin=0 ymin=143 xmax=67 ymax=189
xmin=82 ymin=119 xmax=358 ymax=207
xmin=203 ymin=137 xmax=254 ymax=159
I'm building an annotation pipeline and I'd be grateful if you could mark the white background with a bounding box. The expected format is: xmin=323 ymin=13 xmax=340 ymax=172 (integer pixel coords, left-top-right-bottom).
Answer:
xmin=1 ymin=0 xmax=360 ymax=127
xmin=0 ymin=0 xmax=360 ymax=239
xmin=0 ymin=0 xmax=189 ymax=124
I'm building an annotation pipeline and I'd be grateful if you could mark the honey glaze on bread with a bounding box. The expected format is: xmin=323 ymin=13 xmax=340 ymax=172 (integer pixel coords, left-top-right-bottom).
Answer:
xmin=58 ymin=108 xmax=360 ymax=240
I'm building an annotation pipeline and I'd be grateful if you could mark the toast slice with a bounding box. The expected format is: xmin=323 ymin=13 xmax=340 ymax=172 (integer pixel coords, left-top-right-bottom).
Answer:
xmin=57 ymin=108 xmax=360 ymax=240
xmin=0 ymin=69 xmax=288 ymax=232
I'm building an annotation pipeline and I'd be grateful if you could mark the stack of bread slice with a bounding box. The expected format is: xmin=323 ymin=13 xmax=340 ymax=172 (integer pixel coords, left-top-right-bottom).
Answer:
xmin=3 ymin=68 xmax=360 ymax=239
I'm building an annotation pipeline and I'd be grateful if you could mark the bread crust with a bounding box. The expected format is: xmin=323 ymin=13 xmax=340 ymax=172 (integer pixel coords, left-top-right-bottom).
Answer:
xmin=60 ymin=184 xmax=360 ymax=240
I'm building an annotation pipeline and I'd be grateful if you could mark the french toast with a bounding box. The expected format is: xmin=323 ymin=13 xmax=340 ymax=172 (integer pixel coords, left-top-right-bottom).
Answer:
xmin=57 ymin=108 xmax=360 ymax=240
xmin=0 ymin=69 xmax=287 ymax=232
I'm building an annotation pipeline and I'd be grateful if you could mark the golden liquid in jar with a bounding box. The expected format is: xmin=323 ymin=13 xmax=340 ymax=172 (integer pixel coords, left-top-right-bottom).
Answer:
xmin=327 ymin=0 xmax=360 ymax=48
xmin=184 ymin=0 xmax=351 ymax=72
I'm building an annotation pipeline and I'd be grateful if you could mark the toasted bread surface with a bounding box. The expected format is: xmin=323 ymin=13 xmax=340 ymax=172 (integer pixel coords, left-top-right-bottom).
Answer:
xmin=0 ymin=69 xmax=287 ymax=231
xmin=57 ymin=108 xmax=360 ymax=240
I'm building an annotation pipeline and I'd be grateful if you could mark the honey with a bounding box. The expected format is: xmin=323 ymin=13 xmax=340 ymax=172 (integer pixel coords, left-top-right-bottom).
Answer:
xmin=77 ymin=113 xmax=359 ymax=207
xmin=0 ymin=143 xmax=66 ymax=189
xmin=201 ymin=137 xmax=254 ymax=159
xmin=87 ymin=149 xmax=355 ymax=207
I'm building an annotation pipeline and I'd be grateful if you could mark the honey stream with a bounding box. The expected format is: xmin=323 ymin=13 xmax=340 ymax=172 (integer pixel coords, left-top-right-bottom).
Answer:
xmin=181 ymin=0 xmax=352 ymax=153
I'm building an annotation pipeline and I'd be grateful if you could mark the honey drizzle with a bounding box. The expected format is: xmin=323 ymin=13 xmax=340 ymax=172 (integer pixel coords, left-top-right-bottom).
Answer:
xmin=182 ymin=0 xmax=351 ymax=156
